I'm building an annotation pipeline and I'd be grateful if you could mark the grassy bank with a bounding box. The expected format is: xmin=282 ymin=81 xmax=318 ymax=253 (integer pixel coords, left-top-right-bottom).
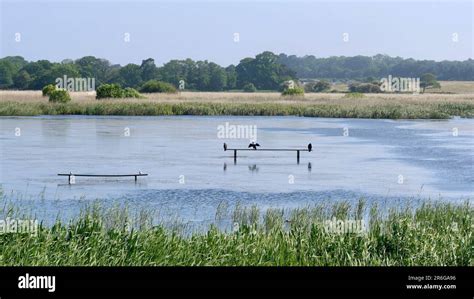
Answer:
xmin=1 ymin=100 xmax=474 ymax=119
xmin=1 ymin=91 xmax=473 ymax=119
xmin=0 ymin=200 xmax=471 ymax=266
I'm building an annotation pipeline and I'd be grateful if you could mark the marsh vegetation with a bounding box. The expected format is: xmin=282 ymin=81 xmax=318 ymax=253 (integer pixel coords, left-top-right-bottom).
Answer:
xmin=0 ymin=198 xmax=471 ymax=266
xmin=1 ymin=90 xmax=473 ymax=119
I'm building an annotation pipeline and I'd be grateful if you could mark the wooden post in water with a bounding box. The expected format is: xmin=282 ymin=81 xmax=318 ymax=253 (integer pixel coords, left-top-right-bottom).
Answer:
xmin=297 ymin=150 xmax=300 ymax=164
xmin=234 ymin=150 xmax=237 ymax=163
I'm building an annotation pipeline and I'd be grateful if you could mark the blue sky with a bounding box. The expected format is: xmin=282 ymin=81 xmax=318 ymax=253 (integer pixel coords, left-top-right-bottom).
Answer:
xmin=0 ymin=0 xmax=472 ymax=66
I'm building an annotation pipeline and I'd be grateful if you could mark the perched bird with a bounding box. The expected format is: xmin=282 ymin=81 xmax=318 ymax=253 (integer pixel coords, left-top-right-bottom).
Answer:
xmin=308 ymin=143 xmax=312 ymax=152
xmin=223 ymin=143 xmax=227 ymax=151
xmin=248 ymin=164 xmax=258 ymax=172
xmin=248 ymin=142 xmax=260 ymax=150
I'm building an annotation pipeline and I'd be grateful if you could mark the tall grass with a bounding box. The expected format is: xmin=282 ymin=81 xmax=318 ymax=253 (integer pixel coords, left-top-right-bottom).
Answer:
xmin=0 ymin=199 xmax=471 ymax=266
xmin=0 ymin=100 xmax=473 ymax=119
xmin=1 ymin=90 xmax=473 ymax=119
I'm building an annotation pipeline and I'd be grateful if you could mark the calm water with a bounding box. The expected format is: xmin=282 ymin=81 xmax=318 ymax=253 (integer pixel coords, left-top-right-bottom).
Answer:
xmin=0 ymin=116 xmax=472 ymax=225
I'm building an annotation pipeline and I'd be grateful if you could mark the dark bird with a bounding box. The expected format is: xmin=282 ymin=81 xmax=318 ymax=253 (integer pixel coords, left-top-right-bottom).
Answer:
xmin=248 ymin=142 xmax=260 ymax=150
xmin=248 ymin=164 xmax=259 ymax=172
xmin=223 ymin=143 xmax=227 ymax=151
xmin=308 ymin=143 xmax=312 ymax=152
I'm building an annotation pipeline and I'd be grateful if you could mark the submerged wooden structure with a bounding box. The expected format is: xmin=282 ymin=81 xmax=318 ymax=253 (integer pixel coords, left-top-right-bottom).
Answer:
xmin=224 ymin=144 xmax=312 ymax=163
xmin=58 ymin=172 xmax=148 ymax=184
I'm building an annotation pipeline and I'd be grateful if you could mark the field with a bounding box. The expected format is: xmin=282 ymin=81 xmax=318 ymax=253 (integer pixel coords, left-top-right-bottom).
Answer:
xmin=0 ymin=85 xmax=473 ymax=119
xmin=0 ymin=198 xmax=471 ymax=266
xmin=330 ymin=81 xmax=474 ymax=94
xmin=433 ymin=81 xmax=474 ymax=94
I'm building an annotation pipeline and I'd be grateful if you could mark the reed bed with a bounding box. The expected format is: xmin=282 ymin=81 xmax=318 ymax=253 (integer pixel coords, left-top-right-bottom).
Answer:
xmin=0 ymin=91 xmax=473 ymax=119
xmin=0 ymin=199 xmax=471 ymax=266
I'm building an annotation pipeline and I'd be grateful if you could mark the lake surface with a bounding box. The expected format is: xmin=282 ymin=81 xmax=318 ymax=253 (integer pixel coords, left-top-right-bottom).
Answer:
xmin=0 ymin=116 xmax=472 ymax=226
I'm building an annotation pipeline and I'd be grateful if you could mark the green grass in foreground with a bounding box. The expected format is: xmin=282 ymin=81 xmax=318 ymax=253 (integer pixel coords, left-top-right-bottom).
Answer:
xmin=0 ymin=200 xmax=472 ymax=266
xmin=1 ymin=101 xmax=473 ymax=119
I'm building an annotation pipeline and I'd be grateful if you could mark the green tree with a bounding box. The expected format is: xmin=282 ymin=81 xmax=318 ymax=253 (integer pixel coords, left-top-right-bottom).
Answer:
xmin=235 ymin=57 xmax=255 ymax=88
xmin=236 ymin=51 xmax=296 ymax=90
xmin=75 ymin=56 xmax=111 ymax=85
xmin=420 ymin=73 xmax=441 ymax=93
xmin=140 ymin=58 xmax=159 ymax=82
xmin=17 ymin=60 xmax=53 ymax=89
xmin=159 ymin=59 xmax=195 ymax=89
xmin=0 ymin=56 xmax=28 ymax=88
xmin=225 ymin=65 xmax=237 ymax=90
xmin=348 ymin=83 xmax=381 ymax=93
xmin=47 ymin=64 xmax=81 ymax=88
xmin=242 ymin=83 xmax=256 ymax=92
xmin=195 ymin=61 xmax=211 ymax=90
xmin=312 ymin=80 xmax=331 ymax=92
xmin=0 ymin=62 xmax=14 ymax=88
xmin=42 ymin=84 xmax=56 ymax=96
xmin=13 ymin=70 xmax=32 ymax=89
xmin=118 ymin=64 xmax=142 ymax=88
xmin=140 ymin=80 xmax=177 ymax=93
xmin=208 ymin=62 xmax=227 ymax=91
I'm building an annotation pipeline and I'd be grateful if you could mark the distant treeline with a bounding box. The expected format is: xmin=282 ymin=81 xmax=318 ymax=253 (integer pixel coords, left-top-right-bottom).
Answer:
xmin=0 ymin=52 xmax=472 ymax=91
xmin=278 ymin=54 xmax=474 ymax=81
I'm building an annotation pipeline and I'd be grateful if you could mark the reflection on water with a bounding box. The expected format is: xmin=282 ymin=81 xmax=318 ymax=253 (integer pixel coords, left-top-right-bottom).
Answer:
xmin=0 ymin=115 xmax=472 ymax=224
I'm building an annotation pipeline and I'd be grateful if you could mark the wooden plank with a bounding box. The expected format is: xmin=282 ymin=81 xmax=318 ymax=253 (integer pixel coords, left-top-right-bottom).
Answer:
xmin=58 ymin=174 xmax=148 ymax=177
xmin=57 ymin=173 xmax=148 ymax=184
xmin=226 ymin=149 xmax=309 ymax=151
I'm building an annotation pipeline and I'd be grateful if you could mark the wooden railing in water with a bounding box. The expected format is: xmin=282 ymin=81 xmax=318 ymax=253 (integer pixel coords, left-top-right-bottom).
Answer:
xmin=224 ymin=145 xmax=312 ymax=163
xmin=58 ymin=172 xmax=148 ymax=184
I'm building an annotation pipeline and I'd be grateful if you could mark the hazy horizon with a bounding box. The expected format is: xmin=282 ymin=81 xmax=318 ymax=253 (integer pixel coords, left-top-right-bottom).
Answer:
xmin=1 ymin=0 xmax=472 ymax=66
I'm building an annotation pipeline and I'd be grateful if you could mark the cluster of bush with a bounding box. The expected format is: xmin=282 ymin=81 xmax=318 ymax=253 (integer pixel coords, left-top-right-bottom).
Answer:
xmin=281 ymin=87 xmax=304 ymax=96
xmin=139 ymin=80 xmax=177 ymax=93
xmin=303 ymin=80 xmax=332 ymax=93
xmin=348 ymin=83 xmax=382 ymax=93
xmin=42 ymin=80 xmax=180 ymax=102
xmin=42 ymin=84 xmax=71 ymax=103
xmin=96 ymin=80 xmax=180 ymax=99
xmin=95 ymin=84 xmax=142 ymax=99
xmin=242 ymin=83 xmax=257 ymax=92
xmin=279 ymin=80 xmax=305 ymax=96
